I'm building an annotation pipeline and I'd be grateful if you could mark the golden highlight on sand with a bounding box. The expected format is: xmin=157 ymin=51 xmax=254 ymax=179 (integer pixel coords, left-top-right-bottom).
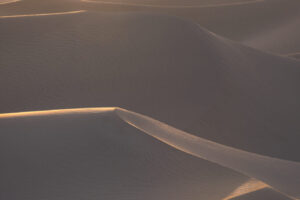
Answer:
xmin=81 ymin=0 xmax=264 ymax=8
xmin=0 ymin=10 xmax=86 ymax=19
xmin=1 ymin=107 xmax=299 ymax=199
xmin=0 ymin=0 xmax=20 ymax=5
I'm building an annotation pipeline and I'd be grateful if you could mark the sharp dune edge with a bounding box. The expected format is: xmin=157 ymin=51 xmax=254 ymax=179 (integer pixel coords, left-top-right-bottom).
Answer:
xmin=0 ymin=0 xmax=20 ymax=5
xmin=1 ymin=12 xmax=300 ymax=162
xmin=1 ymin=0 xmax=300 ymax=200
xmin=222 ymin=179 xmax=268 ymax=200
xmin=80 ymin=0 xmax=264 ymax=8
xmin=0 ymin=10 xmax=86 ymax=18
xmin=0 ymin=107 xmax=299 ymax=199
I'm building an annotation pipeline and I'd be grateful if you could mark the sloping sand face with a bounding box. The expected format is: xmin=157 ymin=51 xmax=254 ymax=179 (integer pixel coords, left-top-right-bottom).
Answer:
xmin=0 ymin=0 xmax=83 ymax=16
xmin=0 ymin=10 xmax=86 ymax=18
xmin=0 ymin=0 xmax=20 ymax=5
xmin=0 ymin=109 xmax=247 ymax=200
xmin=0 ymin=108 xmax=298 ymax=199
xmin=1 ymin=13 xmax=300 ymax=163
xmin=1 ymin=1 xmax=300 ymax=199
xmin=243 ymin=15 xmax=300 ymax=55
xmin=0 ymin=10 xmax=86 ymax=19
xmin=81 ymin=0 xmax=263 ymax=8
xmin=78 ymin=0 xmax=300 ymax=56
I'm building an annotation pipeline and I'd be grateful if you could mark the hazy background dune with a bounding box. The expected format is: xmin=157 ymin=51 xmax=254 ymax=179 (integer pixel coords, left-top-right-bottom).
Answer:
xmin=1 ymin=12 xmax=300 ymax=161
xmin=79 ymin=0 xmax=300 ymax=56
xmin=1 ymin=0 xmax=299 ymax=199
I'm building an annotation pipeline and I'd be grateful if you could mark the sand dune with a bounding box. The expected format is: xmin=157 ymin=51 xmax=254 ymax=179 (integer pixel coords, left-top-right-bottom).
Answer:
xmin=0 ymin=0 xmax=83 ymax=16
xmin=117 ymin=107 xmax=300 ymax=199
xmin=1 ymin=107 xmax=298 ymax=199
xmin=229 ymin=188 xmax=294 ymax=200
xmin=0 ymin=0 xmax=20 ymax=5
xmin=0 ymin=10 xmax=86 ymax=18
xmin=80 ymin=0 xmax=264 ymax=8
xmin=243 ymin=14 xmax=300 ymax=55
xmin=1 ymin=0 xmax=299 ymax=199
xmin=1 ymin=13 xmax=300 ymax=162
xmin=223 ymin=179 xmax=269 ymax=200
xmin=0 ymin=108 xmax=249 ymax=200
xmin=78 ymin=0 xmax=300 ymax=55
xmin=286 ymin=52 xmax=300 ymax=60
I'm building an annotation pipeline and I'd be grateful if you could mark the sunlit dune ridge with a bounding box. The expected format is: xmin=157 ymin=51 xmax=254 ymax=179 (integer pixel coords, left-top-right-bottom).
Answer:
xmin=0 ymin=107 xmax=115 ymax=118
xmin=81 ymin=0 xmax=264 ymax=8
xmin=0 ymin=0 xmax=20 ymax=5
xmin=0 ymin=10 xmax=86 ymax=19
xmin=1 ymin=107 xmax=299 ymax=199
xmin=223 ymin=179 xmax=269 ymax=200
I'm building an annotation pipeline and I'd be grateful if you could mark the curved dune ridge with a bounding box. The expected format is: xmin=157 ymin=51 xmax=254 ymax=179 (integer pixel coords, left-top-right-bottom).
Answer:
xmin=0 ymin=0 xmax=20 ymax=5
xmin=286 ymin=52 xmax=300 ymax=60
xmin=223 ymin=179 xmax=269 ymax=200
xmin=0 ymin=107 xmax=299 ymax=199
xmin=1 ymin=2 xmax=300 ymax=200
xmin=243 ymin=15 xmax=300 ymax=55
xmin=81 ymin=0 xmax=264 ymax=8
xmin=1 ymin=12 xmax=300 ymax=163
xmin=0 ymin=10 xmax=86 ymax=18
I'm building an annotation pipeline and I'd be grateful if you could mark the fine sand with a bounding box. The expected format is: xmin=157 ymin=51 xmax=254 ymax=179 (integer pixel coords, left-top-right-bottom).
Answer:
xmin=1 ymin=0 xmax=299 ymax=199
xmin=0 ymin=107 xmax=298 ymax=199
xmin=1 ymin=12 xmax=300 ymax=161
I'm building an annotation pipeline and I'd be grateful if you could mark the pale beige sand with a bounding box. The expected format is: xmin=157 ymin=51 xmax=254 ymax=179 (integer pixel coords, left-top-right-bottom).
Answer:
xmin=223 ymin=179 xmax=269 ymax=200
xmin=229 ymin=188 xmax=294 ymax=200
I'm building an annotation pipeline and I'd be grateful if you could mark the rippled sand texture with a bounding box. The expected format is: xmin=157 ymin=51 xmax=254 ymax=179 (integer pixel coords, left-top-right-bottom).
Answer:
xmin=1 ymin=0 xmax=300 ymax=200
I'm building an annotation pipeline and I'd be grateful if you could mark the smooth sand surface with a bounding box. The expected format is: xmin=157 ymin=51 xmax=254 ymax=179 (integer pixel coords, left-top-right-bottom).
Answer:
xmin=0 ymin=0 xmax=20 ymax=5
xmin=0 ymin=108 xmax=248 ymax=200
xmin=77 ymin=0 xmax=300 ymax=55
xmin=1 ymin=107 xmax=299 ymax=199
xmin=1 ymin=12 xmax=300 ymax=162
xmin=0 ymin=10 xmax=86 ymax=18
xmin=80 ymin=0 xmax=264 ymax=8
xmin=1 ymin=0 xmax=299 ymax=199
xmin=1 ymin=0 xmax=299 ymax=54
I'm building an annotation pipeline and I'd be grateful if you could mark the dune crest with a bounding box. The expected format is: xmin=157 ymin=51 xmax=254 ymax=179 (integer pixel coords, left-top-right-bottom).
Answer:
xmin=116 ymin=108 xmax=300 ymax=200
xmin=81 ymin=0 xmax=264 ymax=8
xmin=1 ymin=107 xmax=299 ymax=199
xmin=0 ymin=0 xmax=20 ymax=5
xmin=0 ymin=10 xmax=86 ymax=19
xmin=222 ymin=179 xmax=268 ymax=200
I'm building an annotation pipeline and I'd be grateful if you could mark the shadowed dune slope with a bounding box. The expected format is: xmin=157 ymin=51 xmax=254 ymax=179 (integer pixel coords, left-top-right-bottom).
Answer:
xmin=0 ymin=108 xmax=248 ymax=200
xmin=243 ymin=13 xmax=300 ymax=55
xmin=0 ymin=0 xmax=83 ymax=15
xmin=1 ymin=108 xmax=299 ymax=199
xmin=2 ymin=0 xmax=300 ymax=55
xmin=80 ymin=0 xmax=263 ymax=7
xmin=80 ymin=0 xmax=300 ymax=55
xmin=230 ymin=188 xmax=293 ymax=200
xmin=0 ymin=13 xmax=300 ymax=162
